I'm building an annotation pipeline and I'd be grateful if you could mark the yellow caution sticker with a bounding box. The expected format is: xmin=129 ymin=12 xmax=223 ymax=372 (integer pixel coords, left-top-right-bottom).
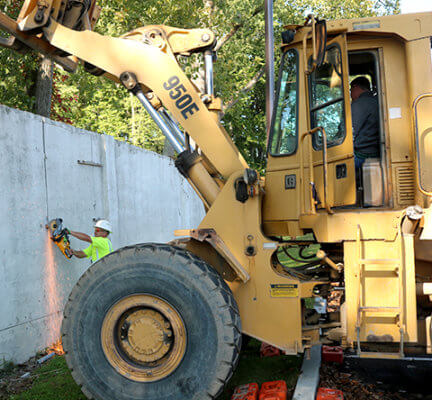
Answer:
xmin=270 ymin=284 xmax=299 ymax=298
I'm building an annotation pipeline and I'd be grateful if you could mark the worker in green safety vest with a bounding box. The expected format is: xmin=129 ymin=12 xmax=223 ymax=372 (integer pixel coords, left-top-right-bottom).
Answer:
xmin=69 ymin=219 xmax=113 ymax=262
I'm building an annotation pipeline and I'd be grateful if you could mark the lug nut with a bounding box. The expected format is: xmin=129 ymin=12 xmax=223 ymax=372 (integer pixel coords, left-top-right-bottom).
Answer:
xmin=202 ymin=33 xmax=211 ymax=42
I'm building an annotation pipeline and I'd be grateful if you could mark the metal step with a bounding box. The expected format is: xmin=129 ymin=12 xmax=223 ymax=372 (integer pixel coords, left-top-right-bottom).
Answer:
xmin=359 ymin=258 xmax=399 ymax=265
xmin=359 ymin=306 xmax=400 ymax=312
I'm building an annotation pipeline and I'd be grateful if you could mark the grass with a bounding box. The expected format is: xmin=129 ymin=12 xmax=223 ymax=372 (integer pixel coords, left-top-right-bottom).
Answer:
xmin=8 ymin=357 xmax=86 ymax=400
xmin=7 ymin=340 xmax=301 ymax=400
xmin=220 ymin=339 xmax=302 ymax=399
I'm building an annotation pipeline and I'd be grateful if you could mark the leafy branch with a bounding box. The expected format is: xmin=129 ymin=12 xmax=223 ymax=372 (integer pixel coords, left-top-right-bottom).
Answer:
xmin=221 ymin=65 xmax=265 ymax=116
xmin=215 ymin=4 xmax=264 ymax=51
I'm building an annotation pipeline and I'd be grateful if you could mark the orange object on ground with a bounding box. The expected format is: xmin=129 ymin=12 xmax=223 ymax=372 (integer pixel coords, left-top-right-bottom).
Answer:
xmin=316 ymin=387 xmax=344 ymax=400
xmin=232 ymin=383 xmax=259 ymax=400
xmin=260 ymin=342 xmax=281 ymax=357
xmin=258 ymin=380 xmax=287 ymax=400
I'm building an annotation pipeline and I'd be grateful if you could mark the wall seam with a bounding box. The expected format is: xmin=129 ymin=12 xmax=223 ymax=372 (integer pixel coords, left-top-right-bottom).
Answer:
xmin=42 ymin=119 xmax=50 ymax=221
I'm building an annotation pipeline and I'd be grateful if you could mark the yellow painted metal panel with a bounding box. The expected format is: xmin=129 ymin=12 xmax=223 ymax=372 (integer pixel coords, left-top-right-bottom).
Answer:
xmin=383 ymin=40 xmax=412 ymax=163
xmin=199 ymin=172 xmax=314 ymax=353
xmin=300 ymin=210 xmax=402 ymax=242
xmin=288 ymin=13 xmax=432 ymax=44
xmin=405 ymin=39 xmax=432 ymax=198
xmin=263 ymin=169 xmax=300 ymax=221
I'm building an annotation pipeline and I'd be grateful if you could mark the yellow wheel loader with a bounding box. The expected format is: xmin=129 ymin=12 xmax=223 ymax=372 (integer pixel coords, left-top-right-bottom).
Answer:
xmin=1 ymin=1 xmax=432 ymax=399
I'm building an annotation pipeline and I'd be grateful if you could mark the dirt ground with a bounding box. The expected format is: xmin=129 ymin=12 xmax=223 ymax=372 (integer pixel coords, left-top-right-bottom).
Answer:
xmin=0 ymin=357 xmax=39 ymax=399
xmin=320 ymin=361 xmax=432 ymax=400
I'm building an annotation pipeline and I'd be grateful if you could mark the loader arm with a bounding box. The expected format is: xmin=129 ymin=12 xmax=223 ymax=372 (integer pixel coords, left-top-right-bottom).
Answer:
xmin=45 ymin=20 xmax=247 ymax=177
xmin=0 ymin=3 xmax=248 ymax=206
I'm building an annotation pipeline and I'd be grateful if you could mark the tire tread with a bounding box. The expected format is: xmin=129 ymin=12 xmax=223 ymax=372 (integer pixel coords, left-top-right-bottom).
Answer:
xmin=62 ymin=243 xmax=241 ymax=400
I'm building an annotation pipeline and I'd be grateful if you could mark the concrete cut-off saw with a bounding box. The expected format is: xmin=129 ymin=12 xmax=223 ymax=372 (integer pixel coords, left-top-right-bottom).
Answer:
xmin=46 ymin=218 xmax=72 ymax=258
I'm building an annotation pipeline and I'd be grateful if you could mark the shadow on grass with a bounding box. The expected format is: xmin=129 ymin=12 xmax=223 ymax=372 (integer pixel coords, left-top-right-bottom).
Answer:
xmin=220 ymin=339 xmax=301 ymax=399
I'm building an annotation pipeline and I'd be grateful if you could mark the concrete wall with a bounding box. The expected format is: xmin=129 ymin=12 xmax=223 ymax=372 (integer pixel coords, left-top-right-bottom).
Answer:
xmin=0 ymin=104 xmax=205 ymax=364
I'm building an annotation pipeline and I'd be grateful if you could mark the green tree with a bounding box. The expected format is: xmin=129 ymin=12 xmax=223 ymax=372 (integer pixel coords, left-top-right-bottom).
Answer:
xmin=0 ymin=1 xmax=54 ymax=117
xmin=0 ymin=0 xmax=400 ymax=163
xmin=216 ymin=0 xmax=400 ymax=170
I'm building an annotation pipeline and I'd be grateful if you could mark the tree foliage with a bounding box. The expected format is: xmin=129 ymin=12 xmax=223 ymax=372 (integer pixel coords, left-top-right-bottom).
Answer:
xmin=0 ymin=0 xmax=400 ymax=165
xmin=217 ymin=0 xmax=400 ymax=170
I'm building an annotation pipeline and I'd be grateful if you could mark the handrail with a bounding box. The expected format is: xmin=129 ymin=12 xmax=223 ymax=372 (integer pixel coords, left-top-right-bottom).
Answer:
xmin=397 ymin=211 xmax=406 ymax=358
xmin=412 ymin=93 xmax=432 ymax=196
xmin=299 ymin=127 xmax=333 ymax=215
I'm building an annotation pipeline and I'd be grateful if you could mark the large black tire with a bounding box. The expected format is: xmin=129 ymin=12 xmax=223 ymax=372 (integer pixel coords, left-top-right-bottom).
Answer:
xmin=62 ymin=243 xmax=241 ymax=400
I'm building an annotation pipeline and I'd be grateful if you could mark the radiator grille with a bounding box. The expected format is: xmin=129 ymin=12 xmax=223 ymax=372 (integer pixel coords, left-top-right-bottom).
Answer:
xmin=395 ymin=166 xmax=415 ymax=205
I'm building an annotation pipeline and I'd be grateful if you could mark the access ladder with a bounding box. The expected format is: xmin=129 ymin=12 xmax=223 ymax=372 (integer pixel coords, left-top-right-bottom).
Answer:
xmin=355 ymin=224 xmax=406 ymax=359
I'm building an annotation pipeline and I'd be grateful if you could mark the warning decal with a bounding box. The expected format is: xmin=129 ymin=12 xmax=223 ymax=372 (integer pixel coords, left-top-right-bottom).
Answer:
xmin=270 ymin=284 xmax=299 ymax=298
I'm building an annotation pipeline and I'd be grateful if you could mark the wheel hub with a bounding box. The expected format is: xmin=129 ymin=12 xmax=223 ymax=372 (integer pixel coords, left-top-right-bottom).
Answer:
xmin=122 ymin=309 xmax=172 ymax=362
xmin=101 ymin=294 xmax=186 ymax=382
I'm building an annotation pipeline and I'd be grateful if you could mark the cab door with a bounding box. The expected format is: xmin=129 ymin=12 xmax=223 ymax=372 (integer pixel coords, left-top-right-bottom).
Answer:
xmin=306 ymin=34 xmax=356 ymax=211
xmin=263 ymin=34 xmax=356 ymax=237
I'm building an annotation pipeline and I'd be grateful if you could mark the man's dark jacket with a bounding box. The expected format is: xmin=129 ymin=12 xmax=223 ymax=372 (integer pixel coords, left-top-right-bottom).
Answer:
xmin=351 ymin=91 xmax=380 ymax=156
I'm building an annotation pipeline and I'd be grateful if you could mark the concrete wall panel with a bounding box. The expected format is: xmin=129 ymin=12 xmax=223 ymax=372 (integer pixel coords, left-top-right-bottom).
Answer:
xmin=114 ymin=140 xmax=199 ymax=245
xmin=0 ymin=107 xmax=48 ymax=351
xmin=0 ymin=105 xmax=205 ymax=364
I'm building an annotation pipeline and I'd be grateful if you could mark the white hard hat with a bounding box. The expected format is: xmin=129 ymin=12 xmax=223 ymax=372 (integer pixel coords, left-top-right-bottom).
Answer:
xmin=94 ymin=219 xmax=112 ymax=233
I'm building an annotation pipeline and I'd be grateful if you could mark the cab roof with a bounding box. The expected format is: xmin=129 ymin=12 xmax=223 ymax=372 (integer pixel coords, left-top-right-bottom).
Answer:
xmin=285 ymin=12 xmax=432 ymax=45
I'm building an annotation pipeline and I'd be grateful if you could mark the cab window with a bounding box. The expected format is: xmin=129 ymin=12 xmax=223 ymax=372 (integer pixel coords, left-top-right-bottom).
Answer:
xmin=309 ymin=45 xmax=345 ymax=149
xmin=269 ymin=49 xmax=298 ymax=156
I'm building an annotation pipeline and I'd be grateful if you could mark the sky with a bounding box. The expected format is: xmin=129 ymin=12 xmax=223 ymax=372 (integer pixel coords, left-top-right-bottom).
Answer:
xmin=400 ymin=0 xmax=432 ymax=14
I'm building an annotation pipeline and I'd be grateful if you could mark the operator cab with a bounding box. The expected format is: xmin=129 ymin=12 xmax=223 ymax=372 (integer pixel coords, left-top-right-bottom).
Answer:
xmin=262 ymin=14 xmax=428 ymax=237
